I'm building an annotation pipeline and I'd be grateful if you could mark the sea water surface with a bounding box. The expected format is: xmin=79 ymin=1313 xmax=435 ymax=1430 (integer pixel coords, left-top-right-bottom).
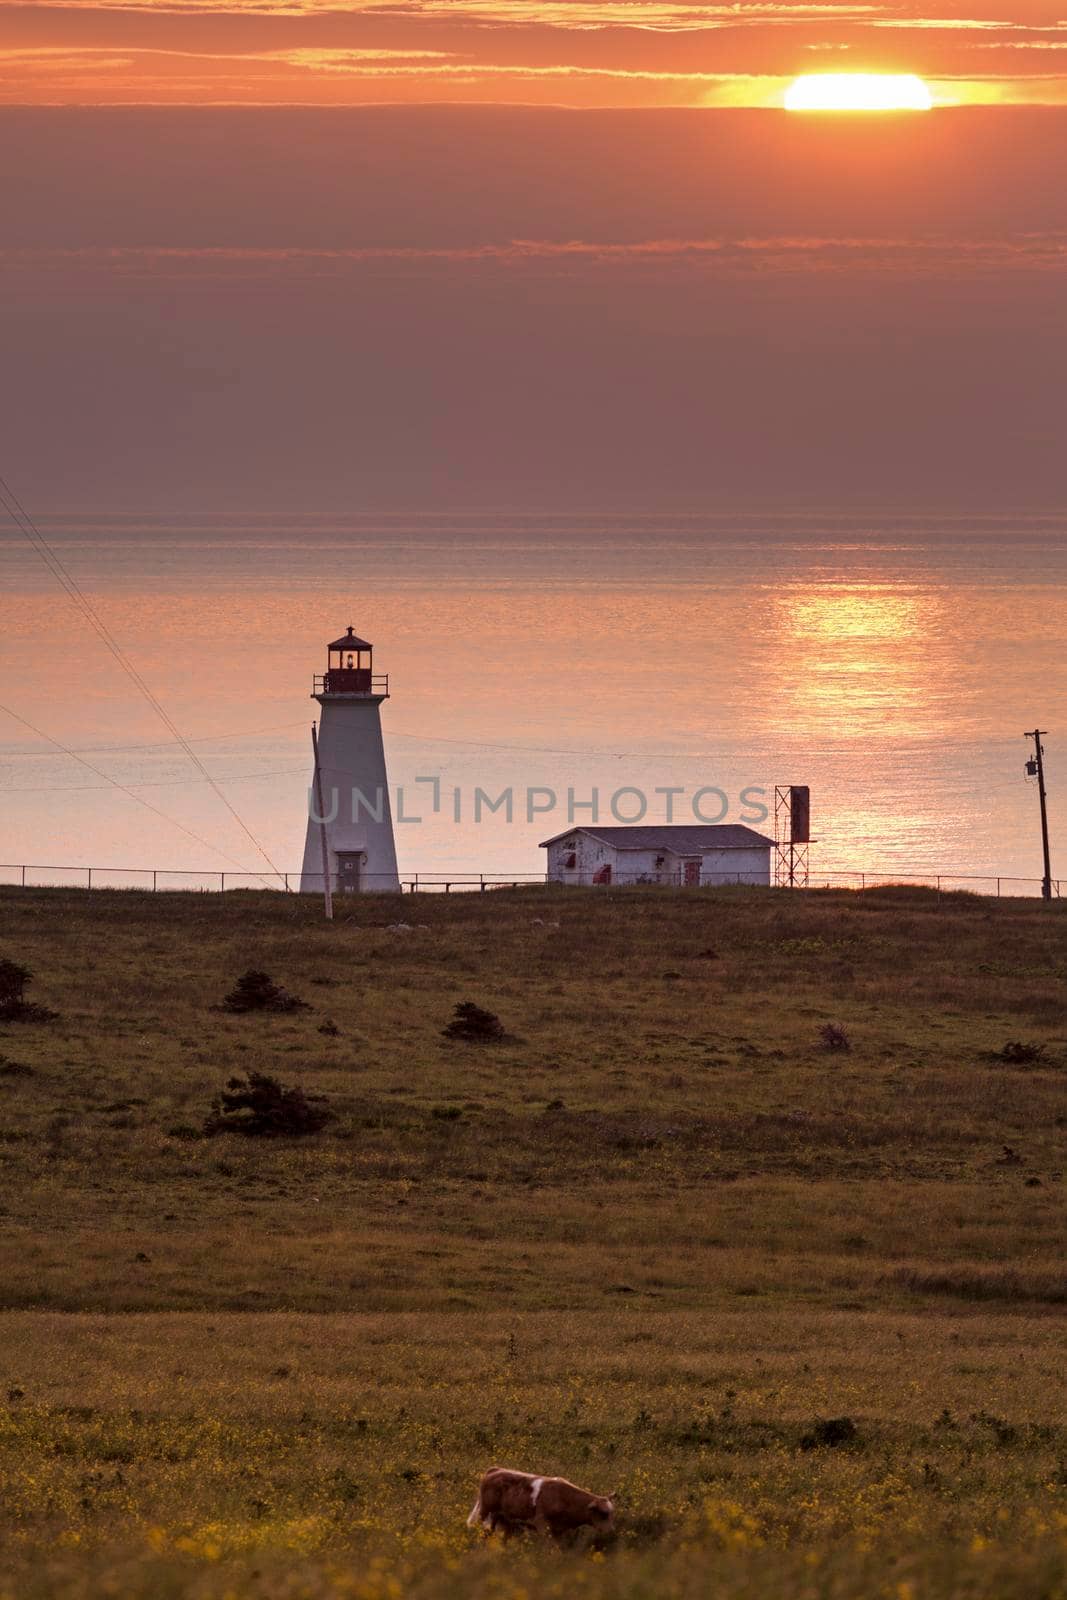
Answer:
xmin=1 ymin=513 xmax=1064 ymax=891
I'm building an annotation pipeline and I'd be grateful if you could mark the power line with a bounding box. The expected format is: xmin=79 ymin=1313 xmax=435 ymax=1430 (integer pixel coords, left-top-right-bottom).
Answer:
xmin=0 ymin=475 xmax=286 ymax=884
xmin=0 ymin=701 xmax=276 ymax=876
xmin=1 ymin=720 xmax=308 ymax=760
xmin=0 ymin=762 xmax=309 ymax=795
xmin=384 ymin=728 xmax=1044 ymax=761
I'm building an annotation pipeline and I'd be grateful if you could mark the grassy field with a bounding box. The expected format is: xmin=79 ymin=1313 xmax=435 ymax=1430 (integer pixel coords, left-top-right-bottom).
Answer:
xmin=0 ymin=882 xmax=1065 ymax=1598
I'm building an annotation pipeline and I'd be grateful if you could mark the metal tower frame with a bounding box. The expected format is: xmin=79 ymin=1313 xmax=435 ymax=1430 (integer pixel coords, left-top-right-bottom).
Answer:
xmin=774 ymin=784 xmax=811 ymax=888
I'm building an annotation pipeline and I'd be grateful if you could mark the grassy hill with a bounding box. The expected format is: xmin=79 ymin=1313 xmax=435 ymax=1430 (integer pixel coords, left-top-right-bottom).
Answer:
xmin=0 ymin=883 xmax=1065 ymax=1598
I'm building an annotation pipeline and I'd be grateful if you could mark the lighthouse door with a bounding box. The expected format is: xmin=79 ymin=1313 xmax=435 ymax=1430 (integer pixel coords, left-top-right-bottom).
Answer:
xmin=335 ymin=851 xmax=364 ymax=894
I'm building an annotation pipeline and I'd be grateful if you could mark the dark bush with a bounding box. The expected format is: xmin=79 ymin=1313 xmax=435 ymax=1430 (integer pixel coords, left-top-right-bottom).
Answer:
xmin=221 ymin=970 xmax=309 ymax=1014
xmin=0 ymin=961 xmax=57 ymax=1024
xmin=0 ymin=1056 xmax=33 ymax=1077
xmin=889 ymin=1264 xmax=1067 ymax=1304
xmin=204 ymin=1072 xmax=333 ymax=1137
xmin=442 ymin=1002 xmax=505 ymax=1042
xmin=0 ymin=962 xmax=30 ymax=1008
xmin=330 ymin=1467 xmax=362 ymax=1504
xmin=995 ymin=1040 xmax=1047 ymax=1065
xmin=818 ymin=1022 xmax=851 ymax=1053
xmin=800 ymin=1416 xmax=858 ymax=1450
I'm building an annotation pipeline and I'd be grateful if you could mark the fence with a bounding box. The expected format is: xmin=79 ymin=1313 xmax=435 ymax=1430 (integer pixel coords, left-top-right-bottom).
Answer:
xmin=0 ymin=863 xmax=1061 ymax=897
xmin=0 ymin=864 xmax=543 ymax=894
xmin=796 ymin=870 xmax=1061 ymax=897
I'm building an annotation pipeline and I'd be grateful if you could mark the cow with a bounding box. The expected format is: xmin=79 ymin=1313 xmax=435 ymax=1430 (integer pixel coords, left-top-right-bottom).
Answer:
xmin=467 ymin=1467 xmax=616 ymax=1541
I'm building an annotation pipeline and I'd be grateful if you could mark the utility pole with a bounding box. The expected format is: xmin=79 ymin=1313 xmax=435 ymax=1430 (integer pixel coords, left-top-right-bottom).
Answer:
xmin=1024 ymin=729 xmax=1052 ymax=901
xmin=311 ymin=721 xmax=334 ymax=921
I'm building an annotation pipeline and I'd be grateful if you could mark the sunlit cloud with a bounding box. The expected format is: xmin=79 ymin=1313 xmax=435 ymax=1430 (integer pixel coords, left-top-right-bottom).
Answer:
xmin=872 ymin=17 xmax=1008 ymax=29
xmin=0 ymin=0 xmax=1062 ymax=103
xmin=5 ymin=235 xmax=1066 ymax=285
xmin=277 ymin=47 xmax=753 ymax=78
xmin=1 ymin=1 xmax=889 ymax=16
xmin=972 ymin=40 xmax=1067 ymax=50
xmin=379 ymin=1 xmax=884 ymax=25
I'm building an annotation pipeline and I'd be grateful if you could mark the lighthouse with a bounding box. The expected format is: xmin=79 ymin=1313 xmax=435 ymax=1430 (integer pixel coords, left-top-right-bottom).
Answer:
xmin=299 ymin=627 xmax=401 ymax=894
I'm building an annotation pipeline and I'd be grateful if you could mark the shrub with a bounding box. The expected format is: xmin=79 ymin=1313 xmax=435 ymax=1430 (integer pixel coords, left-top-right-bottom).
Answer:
xmin=800 ymin=1416 xmax=859 ymax=1449
xmin=889 ymin=1264 xmax=1067 ymax=1305
xmin=0 ymin=1056 xmax=33 ymax=1077
xmin=818 ymin=1022 xmax=851 ymax=1052
xmin=0 ymin=961 xmax=30 ymax=1005
xmin=204 ymin=1072 xmax=333 ymax=1137
xmin=442 ymin=1001 xmax=505 ymax=1042
xmin=995 ymin=1040 xmax=1047 ymax=1064
xmin=0 ymin=961 xmax=57 ymax=1024
xmin=221 ymin=970 xmax=309 ymax=1014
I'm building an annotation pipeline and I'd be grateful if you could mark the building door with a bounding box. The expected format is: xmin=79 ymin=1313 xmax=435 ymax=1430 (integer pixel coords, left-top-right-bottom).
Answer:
xmin=336 ymin=851 xmax=363 ymax=893
xmin=683 ymin=859 xmax=701 ymax=887
xmin=592 ymin=863 xmax=612 ymax=886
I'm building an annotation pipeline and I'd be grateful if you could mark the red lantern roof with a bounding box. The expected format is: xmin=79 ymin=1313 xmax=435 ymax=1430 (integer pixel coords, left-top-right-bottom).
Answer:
xmin=327 ymin=626 xmax=373 ymax=651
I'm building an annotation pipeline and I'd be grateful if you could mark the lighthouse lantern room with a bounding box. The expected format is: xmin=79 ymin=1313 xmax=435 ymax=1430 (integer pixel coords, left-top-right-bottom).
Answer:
xmin=299 ymin=625 xmax=401 ymax=895
xmin=315 ymin=627 xmax=389 ymax=698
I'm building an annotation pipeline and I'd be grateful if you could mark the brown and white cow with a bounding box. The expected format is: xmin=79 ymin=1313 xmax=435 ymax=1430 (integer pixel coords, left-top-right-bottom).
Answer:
xmin=467 ymin=1467 xmax=616 ymax=1540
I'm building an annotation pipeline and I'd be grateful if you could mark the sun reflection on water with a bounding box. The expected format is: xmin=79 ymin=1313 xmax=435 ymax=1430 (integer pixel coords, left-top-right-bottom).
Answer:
xmin=763 ymin=584 xmax=950 ymax=743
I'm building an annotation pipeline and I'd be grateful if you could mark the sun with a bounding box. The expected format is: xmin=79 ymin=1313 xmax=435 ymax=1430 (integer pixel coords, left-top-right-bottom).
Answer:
xmin=784 ymin=74 xmax=933 ymax=112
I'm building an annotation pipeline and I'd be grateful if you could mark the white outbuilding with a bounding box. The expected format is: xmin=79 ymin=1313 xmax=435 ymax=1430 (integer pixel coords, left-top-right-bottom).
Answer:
xmin=540 ymin=825 xmax=774 ymax=888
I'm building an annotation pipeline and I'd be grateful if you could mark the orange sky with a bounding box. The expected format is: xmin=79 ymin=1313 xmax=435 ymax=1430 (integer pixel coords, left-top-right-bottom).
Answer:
xmin=2 ymin=0 xmax=1066 ymax=107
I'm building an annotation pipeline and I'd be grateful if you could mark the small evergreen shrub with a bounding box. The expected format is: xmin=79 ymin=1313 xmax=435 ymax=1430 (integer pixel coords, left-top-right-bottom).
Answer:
xmin=204 ymin=1072 xmax=332 ymax=1137
xmin=221 ymin=970 xmax=309 ymax=1014
xmin=800 ymin=1416 xmax=858 ymax=1449
xmin=996 ymin=1040 xmax=1047 ymax=1065
xmin=442 ymin=1002 xmax=505 ymax=1042
xmin=0 ymin=961 xmax=57 ymax=1024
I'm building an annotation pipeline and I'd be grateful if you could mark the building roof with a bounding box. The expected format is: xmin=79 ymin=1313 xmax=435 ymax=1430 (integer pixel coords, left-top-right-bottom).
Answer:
xmin=328 ymin=627 xmax=373 ymax=651
xmin=539 ymin=824 xmax=775 ymax=851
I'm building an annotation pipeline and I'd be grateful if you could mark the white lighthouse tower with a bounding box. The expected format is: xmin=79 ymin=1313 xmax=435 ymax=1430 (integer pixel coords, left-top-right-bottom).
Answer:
xmin=299 ymin=626 xmax=401 ymax=895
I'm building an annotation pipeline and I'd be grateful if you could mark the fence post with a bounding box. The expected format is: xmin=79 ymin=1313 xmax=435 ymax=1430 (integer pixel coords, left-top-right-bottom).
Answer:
xmin=480 ymin=874 xmax=485 ymax=892
xmin=21 ymin=865 xmax=26 ymax=887
xmin=87 ymin=867 xmax=92 ymax=890
xmin=220 ymin=874 xmax=225 ymax=892
xmin=153 ymin=870 xmax=157 ymax=892
xmin=284 ymin=874 xmax=289 ymax=892
xmin=996 ymin=878 xmax=1000 ymax=898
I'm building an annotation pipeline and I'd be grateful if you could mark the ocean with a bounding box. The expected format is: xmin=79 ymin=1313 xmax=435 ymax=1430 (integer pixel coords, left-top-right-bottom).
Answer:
xmin=1 ymin=512 xmax=1064 ymax=893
